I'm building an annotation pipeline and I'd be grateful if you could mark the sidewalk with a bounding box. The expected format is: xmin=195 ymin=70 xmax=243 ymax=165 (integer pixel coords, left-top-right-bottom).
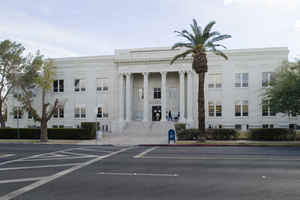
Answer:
xmin=1 ymin=139 xmax=300 ymax=146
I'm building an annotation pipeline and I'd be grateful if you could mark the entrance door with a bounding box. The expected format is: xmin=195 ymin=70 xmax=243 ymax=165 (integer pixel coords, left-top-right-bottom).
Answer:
xmin=152 ymin=106 xmax=161 ymax=121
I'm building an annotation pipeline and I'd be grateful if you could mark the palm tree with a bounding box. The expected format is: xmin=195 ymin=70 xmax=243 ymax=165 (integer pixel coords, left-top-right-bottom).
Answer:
xmin=170 ymin=19 xmax=231 ymax=139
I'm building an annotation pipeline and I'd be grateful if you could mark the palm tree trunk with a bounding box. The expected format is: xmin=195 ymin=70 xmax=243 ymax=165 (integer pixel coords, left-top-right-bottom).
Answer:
xmin=198 ymin=72 xmax=206 ymax=139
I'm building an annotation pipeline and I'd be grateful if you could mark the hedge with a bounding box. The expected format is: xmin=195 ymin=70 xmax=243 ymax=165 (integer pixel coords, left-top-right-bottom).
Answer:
xmin=176 ymin=128 xmax=238 ymax=140
xmin=0 ymin=122 xmax=98 ymax=140
xmin=249 ymin=128 xmax=296 ymax=141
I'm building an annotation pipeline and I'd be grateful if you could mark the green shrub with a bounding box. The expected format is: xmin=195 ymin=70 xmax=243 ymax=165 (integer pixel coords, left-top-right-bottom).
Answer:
xmin=176 ymin=128 xmax=200 ymax=140
xmin=249 ymin=128 xmax=296 ymax=141
xmin=206 ymin=128 xmax=239 ymax=140
xmin=174 ymin=123 xmax=186 ymax=132
xmin=0 ymin=122 xmax=99 ymax=140
xmin=176 ymin=128 xmax=238 ymax=140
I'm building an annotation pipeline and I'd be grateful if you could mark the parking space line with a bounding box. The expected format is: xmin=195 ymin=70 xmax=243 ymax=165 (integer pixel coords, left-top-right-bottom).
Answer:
xmin=0 ymin=147 xmax=77 ymax=167
xmin=0 ymin=146 xmax=134 ymax=200
xmin=97 ymin=172 xmax=178 ymax=177
xmin=134 ymin=147 xmax=158 ymax=158
xmin=76 ymin=148 xmax=113 ymax=153
xmin=0 ymin=163 xmax=81 ymax=171
xmin=22 ymin=155 xmax=96 ymax=162
xmin=0 ymin=177 xmax=47 ymax=184
xmin=141 ymin=156 xmax=300 ymax=161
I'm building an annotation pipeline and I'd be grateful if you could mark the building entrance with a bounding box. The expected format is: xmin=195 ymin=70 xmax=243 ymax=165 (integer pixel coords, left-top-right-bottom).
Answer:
xmin=152 ymin=106 xmax=161 ymax=121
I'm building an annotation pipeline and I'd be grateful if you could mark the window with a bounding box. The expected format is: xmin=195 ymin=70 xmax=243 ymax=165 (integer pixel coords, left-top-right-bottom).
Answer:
xmin=216 ymin=102 xmax=222 ymax=117
xmin=289 ymin=124 xmax=296 ymax=129
xmin=262 ymin=100 xmax=275 ymax=116
xmin=74 ymin=79 xmax=86 ymax=92
xmin=96 ymin=78 xmax=109 ymax=91
xmin=13 ymin=107 xmax=22 ymax=119
xmin=138 ymin=88 xmax=144 ymax=100
xmin=208 ymin=101 xmax=214 ymax=117
xmin=153 ymin=88 xmax=161 ymax=99
xmin=208 ymin=74 xmax=222 ymax=88
xmin=235 ymin=124 xmax=242 ymax=130
xmin=262 ymin=124 xmax=274 ymax=128
xmin=53 ymin=80 xmax=64 ymax=92
xmin=97 ymin=106 xmax=109 ymax=118
xmin=262 ymin=72 xmax=275 ymax=87
xmin=28 ymin=111 xmax=33 ymax=119
xmin=208 ymin=101 xmax=222 ymax=117
xmin=97 ymin=107 xmax=102 ymax=118
xmin=235 ymin=73 xmax=248 ymax=88
xmin=53 ymin=107 xmax=64 ymax=118
xmin=235 ymin=100 xmax=248 ymax=116
xmin=74 ymin=105 xmax=86 ymax=118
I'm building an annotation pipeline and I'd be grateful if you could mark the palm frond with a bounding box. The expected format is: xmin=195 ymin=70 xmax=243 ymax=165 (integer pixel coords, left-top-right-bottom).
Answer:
xmin=171 ymin=42 xmax=193 ymax=50
xmin=205 ymin=42 xmax=227 ymax=50
xmin=209 ymin=34 xmax=231 ymax=43
xmin=203 ymin=21 xmax=216 ymax=37
xmin=170 ymin=49 xmax=194 ymax=64
xmin=175 ymin=30 xmax=194 ymax=44
xmin=212 ymin=49 xmax=228 ymax=60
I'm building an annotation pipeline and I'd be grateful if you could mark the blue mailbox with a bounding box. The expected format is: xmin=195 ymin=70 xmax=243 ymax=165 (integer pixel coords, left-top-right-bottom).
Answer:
xmin=168 ymin=129 xmax=176 ymax=144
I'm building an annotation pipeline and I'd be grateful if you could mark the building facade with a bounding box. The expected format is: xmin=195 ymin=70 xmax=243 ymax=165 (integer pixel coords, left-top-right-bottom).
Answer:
xmin=6 ymin=46 xmax=299 ymax=132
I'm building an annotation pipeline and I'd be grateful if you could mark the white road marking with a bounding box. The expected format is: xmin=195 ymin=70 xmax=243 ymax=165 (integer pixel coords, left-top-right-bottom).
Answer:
xmin=60 ymin=151 xmax=97 ymax=157
xmin=140 ymin=156 xmax=300 ymax=161
xmin=134 ymin=147 xmax=158 ymax=158
xmin=97 ymin=172 xmax=178 ymax=177
xmin=0 ymin=148 xmax=77 ymax=167
xmin=22 ymin=155 xmax=96 ymax=162
xmin=76 ymin=148 xmax=113 ymax=153
xmin=0 ymin=146 xmax=134 ymax=200
xmin=0 ymin=154 xmax=15 ymax=158
xmin=0 ymin=163 xmax=81 ymax=171
xmin=0 ymin=177 xmax=47 ymax=184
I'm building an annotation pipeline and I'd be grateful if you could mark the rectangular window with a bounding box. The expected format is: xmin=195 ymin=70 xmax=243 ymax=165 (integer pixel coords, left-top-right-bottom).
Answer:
xmin=262 ymin=100 xmax=276 ymax=116
xmin=74 ymin=79 xmax=86 ymax=92
xmin=208 ymin=76 xmax=214 ymax=88
xmin=235 ymin=124 xmax=242 ymax=130
xmin=262 ymin=124 xmax=269 ymax=128
xmin=53 ymin=80 xmax=64 ymax=92
xmin=96 ymin=78 xmax=109 ymax=91
xmin=235 ymin=100 xmax=248 ymax=117
xmin=138 ymin=88 xmax=144 ymax=100
xmin=262 ymin=72 xmax=275 ymax=87
xmin=59 ymin=80 xmax=64 ymax=92
xmin=74 ymin=105 xmax=86 ymax=118
xmin=208 ymin=74 xmax=222 ymax=88
xmin=235 ymin=73 xmax=248 ymax=88
xmin=53 ymin=80 xmax=58 ymax=92
xmin=153 ymin=88 xmax=161 ymax=99
xmin=54 ymin=107 xmax=64 ymax=118
xmin=242 ymin=100 xmax=248 ymax=116
xmin=208 ymin=101 xmax=214 ymax=117
xmin=97 ymin=107 xmax=103 ymax=118
xmin=13 ymin=107 xmax=22 ymax=119
xmin=216 ymin=104 xmax=222 ymax=117
xmin=28 ymin=111 xmax=33 ymax=119
xmin=235 ymin=73 xmax=241 ymax=87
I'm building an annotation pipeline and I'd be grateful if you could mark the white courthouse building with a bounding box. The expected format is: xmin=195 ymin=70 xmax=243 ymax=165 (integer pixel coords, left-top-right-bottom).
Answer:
xmin=6 ymin=46 xmax=299 ymax=134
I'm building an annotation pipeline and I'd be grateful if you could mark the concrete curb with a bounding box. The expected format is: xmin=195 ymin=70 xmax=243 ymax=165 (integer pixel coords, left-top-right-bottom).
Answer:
xmin=139 ymin=143 xmax=300 ymax=147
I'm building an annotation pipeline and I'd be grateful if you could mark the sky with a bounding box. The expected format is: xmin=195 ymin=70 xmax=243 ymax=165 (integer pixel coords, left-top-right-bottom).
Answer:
xmin=0 ymin=0 xmax=299 ymax=60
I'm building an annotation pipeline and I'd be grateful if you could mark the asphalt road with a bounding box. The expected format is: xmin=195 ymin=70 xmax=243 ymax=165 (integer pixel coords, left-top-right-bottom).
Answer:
xmin=1 ymin=144 xmax=300 ymax=200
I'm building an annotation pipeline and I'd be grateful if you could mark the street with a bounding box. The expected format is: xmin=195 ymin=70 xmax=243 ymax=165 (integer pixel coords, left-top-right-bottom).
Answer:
xmin=0 ymin=144 xmax=300 ymax=199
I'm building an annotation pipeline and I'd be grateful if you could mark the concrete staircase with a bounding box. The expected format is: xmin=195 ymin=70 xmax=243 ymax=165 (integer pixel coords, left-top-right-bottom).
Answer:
xmin=99 ymin=121 xmax=175 ymax=145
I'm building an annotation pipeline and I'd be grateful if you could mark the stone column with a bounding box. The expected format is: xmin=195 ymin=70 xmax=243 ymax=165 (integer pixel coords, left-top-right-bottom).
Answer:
xmin=179 ymin=71 xmax=186 ymax=122
xmin=143 ymin=72 xmax=149 ymax=122
xmin=119 ymin=73 xmax=124 ymax=121
xmin=125 ymin=73 xmax=132 ymax=121
xmin=187 ymin=70 xmax=193 ymax=121
xmin=160 ymin=71 xmax=167 ymax=121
